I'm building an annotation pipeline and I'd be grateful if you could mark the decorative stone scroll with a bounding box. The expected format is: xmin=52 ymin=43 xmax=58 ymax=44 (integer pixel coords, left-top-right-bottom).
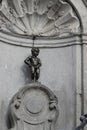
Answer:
xmin=6 ymin=82 xmax=59 ymax=130
xmin=0 ymin=0 xmax=80 ymax=43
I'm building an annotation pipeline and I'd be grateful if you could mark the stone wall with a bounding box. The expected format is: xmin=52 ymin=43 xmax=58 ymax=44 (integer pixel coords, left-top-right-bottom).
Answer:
xmin=0 ymin=42 xmax=77 ymax=130
xmin=0 ymin=0 xmax=87 ymax=130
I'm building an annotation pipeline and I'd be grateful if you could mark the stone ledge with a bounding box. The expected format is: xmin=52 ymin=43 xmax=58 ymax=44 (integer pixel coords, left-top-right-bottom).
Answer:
xmin=0 ymin=32 xmax=85 ymax=48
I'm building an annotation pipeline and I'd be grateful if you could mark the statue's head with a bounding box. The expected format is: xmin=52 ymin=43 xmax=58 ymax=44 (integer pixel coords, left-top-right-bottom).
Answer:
xmin=31 ymin=47 xmax=40 ymax=57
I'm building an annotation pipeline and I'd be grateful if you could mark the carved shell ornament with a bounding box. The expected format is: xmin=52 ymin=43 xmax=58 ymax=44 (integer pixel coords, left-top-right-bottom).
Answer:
xmin=0 ymin=0 xmax=80 ymax=38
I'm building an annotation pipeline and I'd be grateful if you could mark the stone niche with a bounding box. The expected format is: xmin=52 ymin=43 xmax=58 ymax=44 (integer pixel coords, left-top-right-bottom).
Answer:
xmin=0 ymin=0 xmax=84 ymax=130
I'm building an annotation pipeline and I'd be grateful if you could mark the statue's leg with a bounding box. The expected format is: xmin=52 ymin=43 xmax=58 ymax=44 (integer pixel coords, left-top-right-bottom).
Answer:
xmin=31 ymin=67 xmax=35 ymax=80
xmin=36 ymin=69 xmax=40 ymax=80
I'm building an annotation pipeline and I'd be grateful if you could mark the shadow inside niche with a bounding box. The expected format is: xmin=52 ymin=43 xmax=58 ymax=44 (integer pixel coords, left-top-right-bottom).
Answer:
xmin=21 ymin=64 xmax=32 ymax=84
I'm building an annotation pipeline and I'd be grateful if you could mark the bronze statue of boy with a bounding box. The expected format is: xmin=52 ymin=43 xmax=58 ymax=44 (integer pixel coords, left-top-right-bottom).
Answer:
xmin=24 ymin=48 xmax=41 ymax=81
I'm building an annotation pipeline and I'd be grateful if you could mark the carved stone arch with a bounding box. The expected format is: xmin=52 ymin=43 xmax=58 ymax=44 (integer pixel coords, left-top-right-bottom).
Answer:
xmin=6 ymin=82 xmax=59 ymax=130
xmin=65 ymin=0 xmax=83 ymax=32
xmin=0 ymin=0 xmax=83 ymax=48
xmin=82 ymin=0 xmax=87 ymax=7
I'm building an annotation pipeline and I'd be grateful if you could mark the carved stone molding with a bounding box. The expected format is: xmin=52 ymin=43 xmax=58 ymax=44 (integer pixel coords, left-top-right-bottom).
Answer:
xmin=0 ymin=0 xmax=81 ymax=47
xmin=82 ymin=0 xmax=87 ymax=7
xmin=0 ymin=32 xmax=82 ymax=48
xmin=82 ymin=34 xmax=87 ymax=44
xmin=6 ymin=82 xmax=59 ymax=130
